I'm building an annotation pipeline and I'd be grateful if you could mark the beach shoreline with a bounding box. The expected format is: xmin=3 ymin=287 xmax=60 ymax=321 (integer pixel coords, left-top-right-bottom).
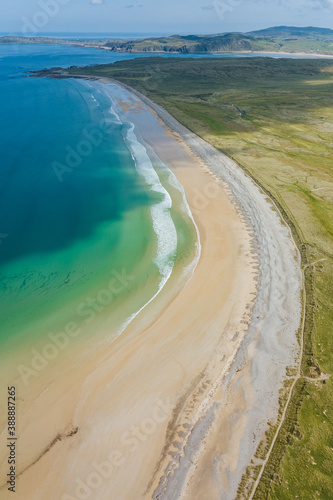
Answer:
xmin=1 ymin=73 xmax=302 ymax=500
xmin=104 ymin=78 xmax=303 ymax=499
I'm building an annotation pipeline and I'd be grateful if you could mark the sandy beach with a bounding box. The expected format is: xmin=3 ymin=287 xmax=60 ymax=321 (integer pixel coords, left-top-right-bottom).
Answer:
xmin=0 ymin=78 xmax=302 ymax=500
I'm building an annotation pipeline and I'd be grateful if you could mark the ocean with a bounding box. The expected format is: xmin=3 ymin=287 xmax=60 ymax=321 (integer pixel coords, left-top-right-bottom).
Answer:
xmin=0 ymin=44 xmax=202 ymax=364
xmin=0 ymin=42 xmax=328 ymax=363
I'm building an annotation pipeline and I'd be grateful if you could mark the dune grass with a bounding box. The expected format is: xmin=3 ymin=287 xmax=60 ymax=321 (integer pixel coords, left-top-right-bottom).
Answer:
xmin=69 ymin=57 xmax=333 ymax=498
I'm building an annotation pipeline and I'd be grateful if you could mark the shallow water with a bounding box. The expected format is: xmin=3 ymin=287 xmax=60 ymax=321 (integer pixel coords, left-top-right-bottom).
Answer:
xmin=0 ymin=44 xmax=200 ymax=358
xmin=0 ymin=41 xmax=316 ymax=356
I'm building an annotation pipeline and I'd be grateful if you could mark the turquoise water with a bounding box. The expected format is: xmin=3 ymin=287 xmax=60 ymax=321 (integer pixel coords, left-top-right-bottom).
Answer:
xmin=0 ymin=44 xmax=200 ymax=355
xmin=1 ymin=43 xmax=328 ymax=356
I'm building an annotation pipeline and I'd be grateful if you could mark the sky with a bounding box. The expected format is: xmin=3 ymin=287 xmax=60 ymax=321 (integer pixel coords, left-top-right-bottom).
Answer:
xmin=0 ymin=0 xmax=333 ymax=35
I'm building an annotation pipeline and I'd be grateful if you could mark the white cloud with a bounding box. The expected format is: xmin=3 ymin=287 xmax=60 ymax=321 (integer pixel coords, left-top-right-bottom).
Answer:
xmin=90 ymin=0 xmax=104 ymax=5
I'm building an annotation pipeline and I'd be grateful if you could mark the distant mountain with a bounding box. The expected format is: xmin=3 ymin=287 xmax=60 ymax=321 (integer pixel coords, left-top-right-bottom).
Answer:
xmin=104 ymin=33 xmax=263 ymax=53
xmin=2 ymin=27 xmax=333 ymax=55
xmin=103 ymin=29 xmax=333 ymax=54
xmin=248 ymin=26 xmax=333 ymax=40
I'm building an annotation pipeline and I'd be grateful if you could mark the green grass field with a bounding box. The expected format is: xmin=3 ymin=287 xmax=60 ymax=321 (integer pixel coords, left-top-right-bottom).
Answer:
xmin=69 ymin=57 xmax=333 ymax=498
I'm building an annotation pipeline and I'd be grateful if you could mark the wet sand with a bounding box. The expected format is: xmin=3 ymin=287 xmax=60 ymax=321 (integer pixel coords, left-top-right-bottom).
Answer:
xmin=0 ymin=78 xmax=301 ymax=500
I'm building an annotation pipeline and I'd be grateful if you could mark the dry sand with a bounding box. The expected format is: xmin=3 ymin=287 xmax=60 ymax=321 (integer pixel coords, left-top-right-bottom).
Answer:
xmin=0 ymin=78 xmax=302 ymax=500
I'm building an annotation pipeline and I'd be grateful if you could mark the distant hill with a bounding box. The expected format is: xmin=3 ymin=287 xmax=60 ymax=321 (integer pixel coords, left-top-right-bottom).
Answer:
xmin=248 ymin=26 xmax=333 ymax=40
xmin=103 ymin=33 xmax=265 ymax=53
xmin=103 ymin=29 xmax=333 ymax=54
xmin=2 ymin=27 xmax=333 ymax=55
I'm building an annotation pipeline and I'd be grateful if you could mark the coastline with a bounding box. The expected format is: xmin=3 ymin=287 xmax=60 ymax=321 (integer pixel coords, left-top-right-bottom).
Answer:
xmin=1 ymin=74 xmax=302 ymax=499
xmin=246 ymin=50 xmax=333 ymax=58
xmin=2 ymin=38 xmax=333 ymax=58
xmin=103 ymin=49 xmax=333 ymax=58
xmin=111 ymin=50 xmax=333 ymax=58
xmin=105 ymin=78 xmax=303 ymax=498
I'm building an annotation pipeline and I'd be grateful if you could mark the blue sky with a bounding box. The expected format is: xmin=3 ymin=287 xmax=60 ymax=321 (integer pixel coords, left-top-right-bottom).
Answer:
xmin=1 ymin=0 xmax=333 ymax=34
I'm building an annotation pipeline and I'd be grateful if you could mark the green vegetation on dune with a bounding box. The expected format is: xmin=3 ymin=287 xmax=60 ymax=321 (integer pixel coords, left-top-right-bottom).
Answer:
xmin=68 ymin=57 xmax=333 ymax=498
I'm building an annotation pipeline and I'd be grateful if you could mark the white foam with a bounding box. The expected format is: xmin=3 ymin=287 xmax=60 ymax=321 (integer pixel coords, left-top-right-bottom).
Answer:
xmin=106 ymin=122 xmax=180 ymax=339
xmin=109 ymin=107 xmax=122 ymax=125
xmin=78 ymin=80 xmax=201 ymax=341
xmin=82 ymin=80 xmax=122 ymax=125
xmin=112 ymin=125 xmax=202 ymax=341
xmin=142 ymin=140 xmax=201 ymax=286
xmin=125 ymin=122 xmax=177 ymax=282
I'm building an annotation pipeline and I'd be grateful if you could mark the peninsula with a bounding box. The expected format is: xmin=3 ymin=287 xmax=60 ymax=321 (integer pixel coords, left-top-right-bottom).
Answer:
xmin=2 ymin=26 xmax=333 ymax=56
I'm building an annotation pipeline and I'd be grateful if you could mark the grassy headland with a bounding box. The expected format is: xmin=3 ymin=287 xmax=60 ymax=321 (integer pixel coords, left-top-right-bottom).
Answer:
xmin=67 ymin=57 xmax=333 ymax=498
xmin=3 ymin=26 xmax=333 ymax=55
